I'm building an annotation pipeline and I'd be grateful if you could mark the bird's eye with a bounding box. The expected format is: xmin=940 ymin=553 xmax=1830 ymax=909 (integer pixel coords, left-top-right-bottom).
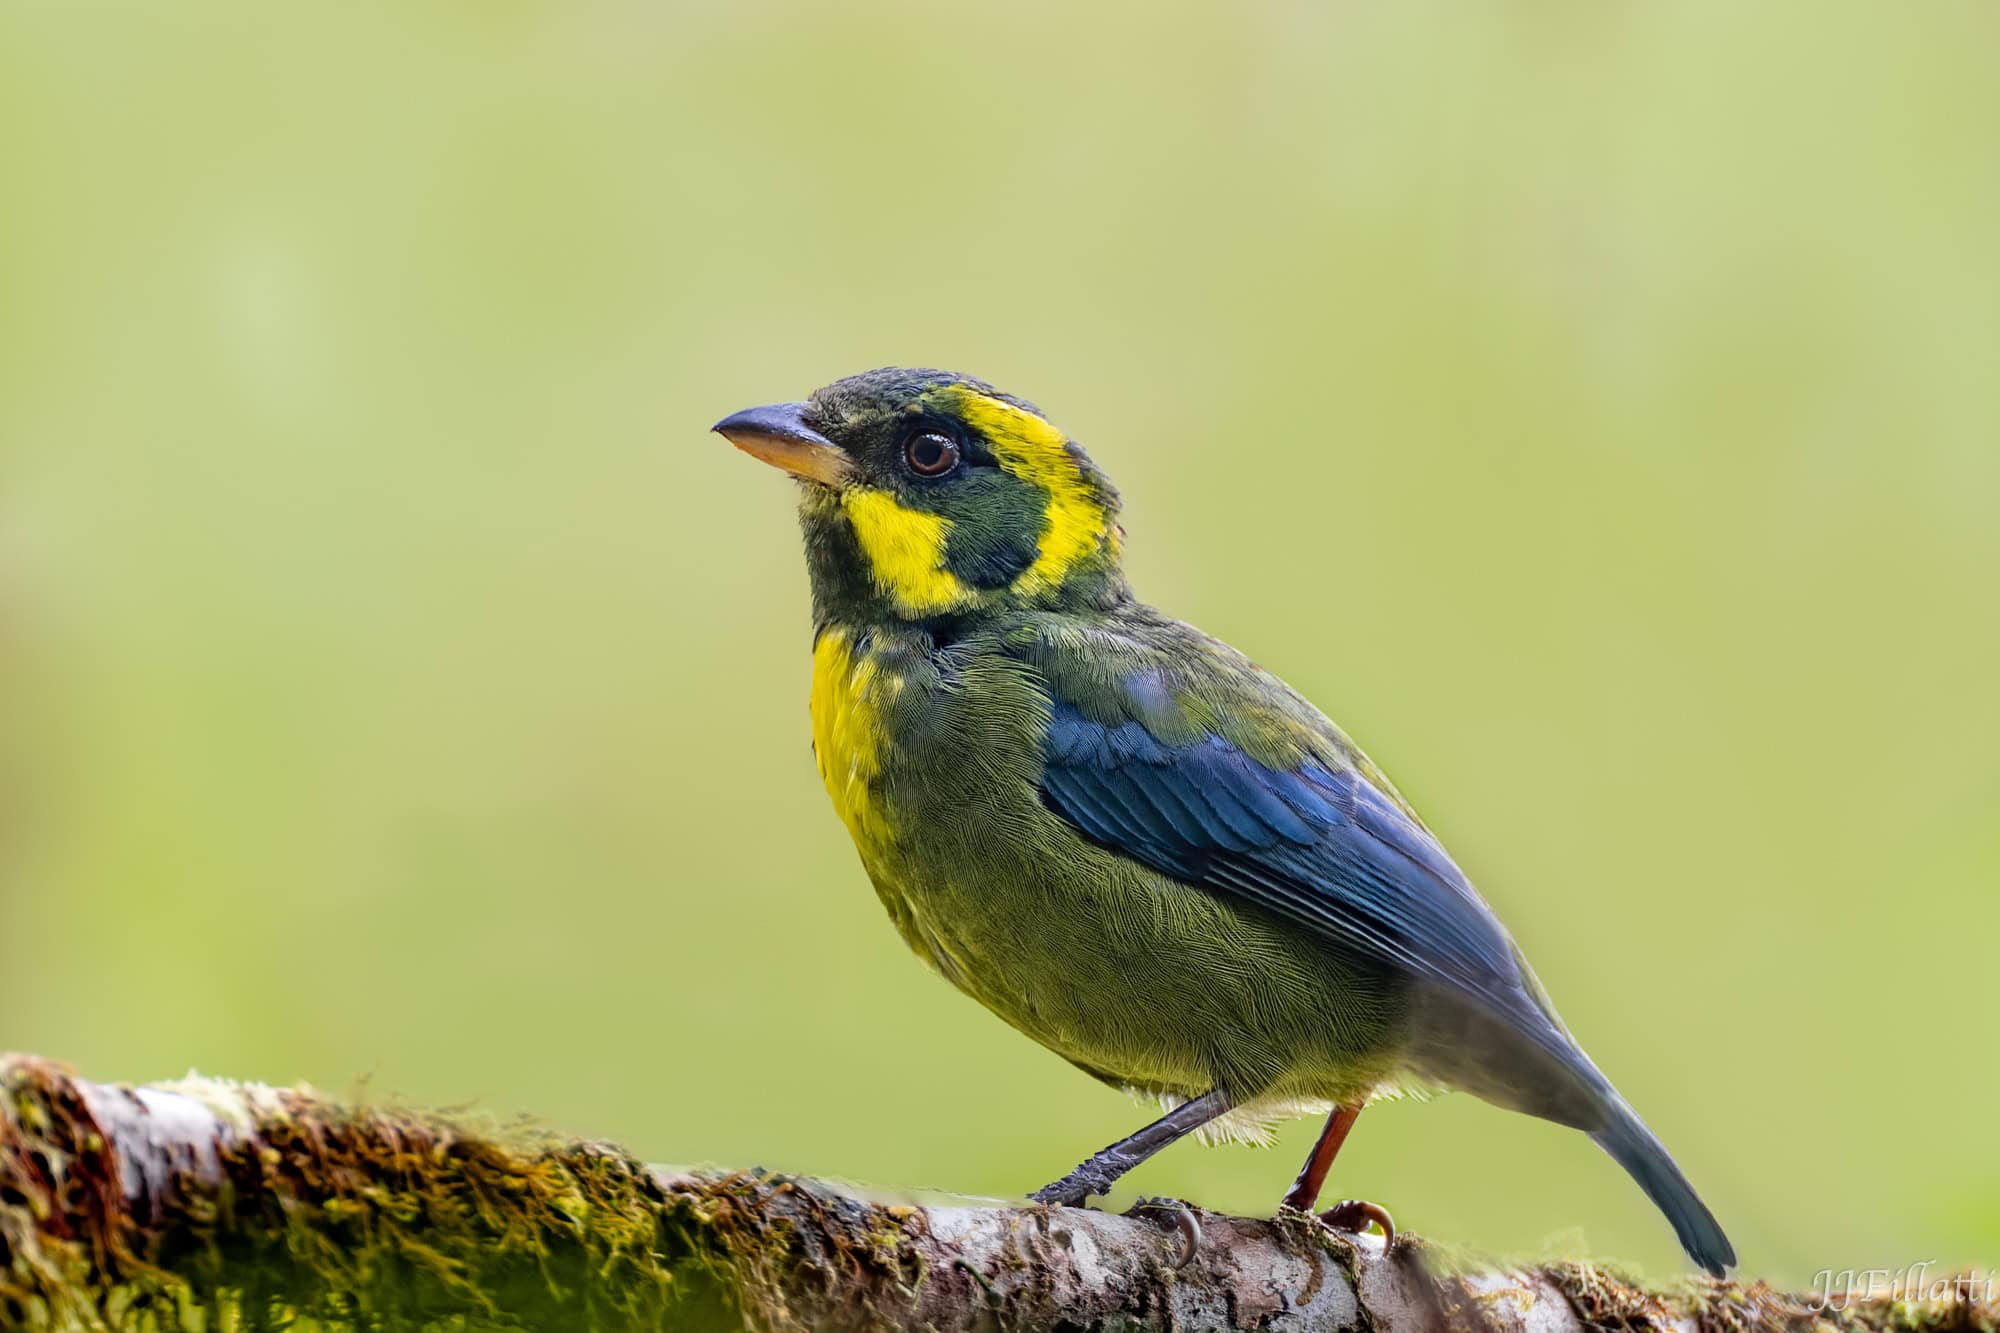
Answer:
xmin=904 ymin=431 xmax=960 ymax=477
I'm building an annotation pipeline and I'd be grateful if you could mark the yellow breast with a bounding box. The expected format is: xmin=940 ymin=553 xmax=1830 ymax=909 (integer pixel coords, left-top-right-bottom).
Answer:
xmin=810 ymin=628 xmax=896 ymax=850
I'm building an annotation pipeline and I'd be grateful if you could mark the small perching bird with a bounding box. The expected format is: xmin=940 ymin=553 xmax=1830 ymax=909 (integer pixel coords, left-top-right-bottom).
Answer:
xmin=712 ymin=368 xmax=1735 ymax=1276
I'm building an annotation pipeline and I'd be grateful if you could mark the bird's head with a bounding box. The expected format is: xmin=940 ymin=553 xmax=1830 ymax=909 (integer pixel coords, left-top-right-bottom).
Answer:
xmin=714 ymin=368 xmax=1126 ymax=627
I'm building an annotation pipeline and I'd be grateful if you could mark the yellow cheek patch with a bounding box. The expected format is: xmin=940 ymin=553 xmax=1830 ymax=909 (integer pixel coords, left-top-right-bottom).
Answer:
xmin=841 ymin=488 xmax=978 ymax=616
xmin=811 ymin=628 xmax=895 ymax=848
xmin=949 ymin=389 xmax=1108 ymax=598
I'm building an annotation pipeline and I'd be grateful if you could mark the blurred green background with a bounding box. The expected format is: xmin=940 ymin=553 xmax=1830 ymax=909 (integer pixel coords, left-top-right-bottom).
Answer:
xmin=3 ymin=0 xmax=1995 ymax=1286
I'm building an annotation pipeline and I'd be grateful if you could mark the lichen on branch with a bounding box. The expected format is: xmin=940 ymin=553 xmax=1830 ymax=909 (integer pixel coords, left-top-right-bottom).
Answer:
xmin=0 ymin=1055 xmax=1987 ymax=1331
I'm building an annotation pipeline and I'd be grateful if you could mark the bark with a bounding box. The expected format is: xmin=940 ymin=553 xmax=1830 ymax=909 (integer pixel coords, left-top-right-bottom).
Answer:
xmin=0 ymin=1054 xmax=1986 ymax=1332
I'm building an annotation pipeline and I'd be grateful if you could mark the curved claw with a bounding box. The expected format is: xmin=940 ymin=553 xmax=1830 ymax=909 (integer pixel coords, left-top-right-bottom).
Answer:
xmin=1129 ymin=1197 xmax=1202 ymax=1268
xmin=1318 ymin=1199 xmax=1396 ymax=1248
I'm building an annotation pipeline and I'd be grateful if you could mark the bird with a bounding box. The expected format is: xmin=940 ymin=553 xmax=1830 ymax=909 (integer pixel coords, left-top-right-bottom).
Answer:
xmin=711 ymin=367 xmax=1735 ymax=1277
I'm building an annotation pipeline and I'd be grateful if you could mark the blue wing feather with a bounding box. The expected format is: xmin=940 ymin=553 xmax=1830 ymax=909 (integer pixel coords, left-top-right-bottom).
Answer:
xmin=1040 ymin=695 xmax=1534 ymax=1023
xmin=1037 ymin=661 xmax=1737 ymax=1278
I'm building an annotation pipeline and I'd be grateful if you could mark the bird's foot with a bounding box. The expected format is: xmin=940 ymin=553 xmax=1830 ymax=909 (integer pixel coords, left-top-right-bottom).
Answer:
xmin=1127 ymin=1197 xmax=1202 ymax=1268
xmin=1030 ymin=1161 xmax=1116 ymax=1208
xmin=1031 ymin=1141 xmax=1149 ymax=1207
xmin=1316 ymin=1199 xmax=1396 ymax=1248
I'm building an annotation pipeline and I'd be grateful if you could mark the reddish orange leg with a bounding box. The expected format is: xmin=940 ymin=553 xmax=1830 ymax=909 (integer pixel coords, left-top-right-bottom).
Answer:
xmin=1280 ymin=1103 xmax=1363 ymax=1213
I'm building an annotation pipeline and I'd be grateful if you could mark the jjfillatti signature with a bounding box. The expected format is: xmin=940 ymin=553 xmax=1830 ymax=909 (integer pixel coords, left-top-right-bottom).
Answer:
xmin=1810 ymin=1262 xmax=1994 ymax=1310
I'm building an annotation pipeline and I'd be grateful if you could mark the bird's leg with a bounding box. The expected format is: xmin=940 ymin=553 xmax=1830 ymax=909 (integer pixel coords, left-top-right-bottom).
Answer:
xmin=1281 ymin=1104 xmax=1397 ymax=1244
xmin=1280 ymin=1103 xmax=1363 ymax=1213
xmin=1031 ymin=1090 xmax=1232 ymax=1207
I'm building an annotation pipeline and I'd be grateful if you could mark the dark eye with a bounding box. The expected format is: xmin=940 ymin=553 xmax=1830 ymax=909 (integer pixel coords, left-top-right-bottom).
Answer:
xmin=904 ymin=431 xmax=960 ymax=477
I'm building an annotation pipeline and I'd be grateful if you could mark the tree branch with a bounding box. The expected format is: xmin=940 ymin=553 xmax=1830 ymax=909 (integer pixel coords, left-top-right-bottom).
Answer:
xmin=0 ymin=1054 xmax=1983 ymax=1330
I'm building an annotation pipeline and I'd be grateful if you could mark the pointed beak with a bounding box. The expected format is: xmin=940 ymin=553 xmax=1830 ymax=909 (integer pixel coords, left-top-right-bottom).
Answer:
xmin=711 ymin=402 xmax=856 ymax=488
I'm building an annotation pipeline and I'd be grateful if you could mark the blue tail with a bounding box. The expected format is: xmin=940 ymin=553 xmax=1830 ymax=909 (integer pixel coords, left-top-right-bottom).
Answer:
xmin=1591 ymin=1101 xmax=1735 ymax=1277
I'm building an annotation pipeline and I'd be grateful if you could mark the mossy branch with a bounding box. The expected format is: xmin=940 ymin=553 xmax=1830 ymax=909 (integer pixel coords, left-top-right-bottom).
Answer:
xmin=0 ymin=1054 xmax=1986 ymax=1332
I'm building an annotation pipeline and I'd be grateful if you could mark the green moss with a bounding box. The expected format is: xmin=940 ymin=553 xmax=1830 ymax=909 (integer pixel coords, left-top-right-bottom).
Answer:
xmin=10 ymin=1059 xmax=1999 ymax=1332
xmin=2 ymin=1059 xmax=752 ymax=1331
xmin=1546 ymin=1260 xmax=1681 ymax=1330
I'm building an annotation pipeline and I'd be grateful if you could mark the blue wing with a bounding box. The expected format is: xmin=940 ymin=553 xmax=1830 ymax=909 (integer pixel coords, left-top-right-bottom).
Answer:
xmin=1034 ymin=660 xmax=1740 ymax=1278
xmin=1039 ymin=696 xmax=1540 ymax=1026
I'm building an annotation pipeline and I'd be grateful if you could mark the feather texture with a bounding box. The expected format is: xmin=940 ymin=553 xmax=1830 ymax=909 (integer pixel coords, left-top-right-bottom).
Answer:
xmin=1033 ymin=656 xmax=1555 ymax=1049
